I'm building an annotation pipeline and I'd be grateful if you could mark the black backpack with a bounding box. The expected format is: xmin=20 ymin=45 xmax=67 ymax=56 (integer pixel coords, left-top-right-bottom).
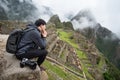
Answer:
xmin=6 ymin=28 xmax=34 ymax=54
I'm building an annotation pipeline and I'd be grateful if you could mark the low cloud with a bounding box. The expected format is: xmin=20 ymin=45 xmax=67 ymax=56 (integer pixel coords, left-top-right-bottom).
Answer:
xmin=32 ymin=0 xmax=120 ymax=38
xmin=72 ymin=17 xmax=97 ymax=29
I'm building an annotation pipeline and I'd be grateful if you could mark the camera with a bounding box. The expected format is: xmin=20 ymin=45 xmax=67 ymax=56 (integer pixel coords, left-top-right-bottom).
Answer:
xmin=20 ymin=58 xmax=37 ymax=70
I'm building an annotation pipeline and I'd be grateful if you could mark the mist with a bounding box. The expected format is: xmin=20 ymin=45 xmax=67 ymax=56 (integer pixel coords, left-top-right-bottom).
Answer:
xmin=32 ymin=0 xmax=120 ymax=38
xmin=72 ymin=17 xmax=97 ymax=29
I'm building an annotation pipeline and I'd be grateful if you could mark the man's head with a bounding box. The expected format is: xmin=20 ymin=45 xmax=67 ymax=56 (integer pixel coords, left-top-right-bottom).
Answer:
xmin=35 ymin=19 xmax=46 ymax=27
xmin=35 ymin=19 xmax=46 ymax=31
xmin=35 ymin=19 xmax=47 ymax=37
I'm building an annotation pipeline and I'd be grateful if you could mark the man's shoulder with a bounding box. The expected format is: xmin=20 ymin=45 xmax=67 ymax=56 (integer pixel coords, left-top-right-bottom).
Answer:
xmin=31 ymin=28 xmax=40 ymax=34
xmin=28 ymin=28 xmax=41 ymax=37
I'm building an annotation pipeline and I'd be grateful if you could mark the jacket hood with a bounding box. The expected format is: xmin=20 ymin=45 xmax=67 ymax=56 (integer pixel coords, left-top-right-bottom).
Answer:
xmin=27 ymin=24 xmax=37 ymax=29
xmin=26 ymin=23 xmax=40 ymax=32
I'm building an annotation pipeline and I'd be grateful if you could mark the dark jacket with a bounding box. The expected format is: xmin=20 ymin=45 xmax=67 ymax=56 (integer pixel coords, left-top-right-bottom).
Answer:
xmin=16 ymin=24 xmax=46 ymax=55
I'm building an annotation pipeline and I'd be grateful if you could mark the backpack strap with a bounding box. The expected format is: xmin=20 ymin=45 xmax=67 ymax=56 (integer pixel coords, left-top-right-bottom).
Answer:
xmin=24 ymin=28 xmax=35 ymax=33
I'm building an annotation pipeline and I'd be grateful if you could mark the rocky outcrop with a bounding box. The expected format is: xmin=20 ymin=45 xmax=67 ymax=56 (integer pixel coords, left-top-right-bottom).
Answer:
xmin=48 ymin=15 xmax=63 ymax=28
xmin=63 ymin=21 xmax=74 ymax=30
xmin=0 ymin=53 xmax=41 ymax=80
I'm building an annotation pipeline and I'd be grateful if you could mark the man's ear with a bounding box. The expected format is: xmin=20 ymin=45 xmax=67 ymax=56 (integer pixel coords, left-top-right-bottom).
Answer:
xmin=38 ymin=26 xmax=41 ymax=31
xmin=39 ymin=25 xmax=43 ymax=29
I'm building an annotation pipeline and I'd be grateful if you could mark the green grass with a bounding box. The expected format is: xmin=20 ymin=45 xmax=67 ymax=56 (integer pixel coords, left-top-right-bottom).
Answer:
xmin=60 ymin=49 xmax=67 ymax=59
xmin=60 ymin=52 xmax=65 ymax=59
xmin=43 ymin=60 xmax=66 ymax=78
xmin=55 ymin=29 xmax=120 ymax=80
xmin=80 ymin=62 xmax=95 ymax=80
xmin=57 ymin=29 xmax=79 ymax=49
xmin=76 ymin=50 xmax=87 ymax=59
xmin=57 ymin=29 xmax=94 ymax=79
xmin=98 ymin=57 xmax=106 ymax=69
xmin=42 ymin=60 xmax=81 ymax=80
xmin=58 ymin=29 xmax=87 ymax=59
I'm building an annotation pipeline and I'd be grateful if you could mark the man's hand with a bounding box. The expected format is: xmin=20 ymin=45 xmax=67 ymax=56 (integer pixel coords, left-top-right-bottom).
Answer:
xmin=39 ymin=24 xmax=47 ymax=38
xmin=41 ymin=30 xmax=47 ymax=38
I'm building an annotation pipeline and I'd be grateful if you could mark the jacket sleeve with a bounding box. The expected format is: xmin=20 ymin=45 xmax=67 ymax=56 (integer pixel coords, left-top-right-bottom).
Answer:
xmin=30 ymin=31 xmax=46 ymax=49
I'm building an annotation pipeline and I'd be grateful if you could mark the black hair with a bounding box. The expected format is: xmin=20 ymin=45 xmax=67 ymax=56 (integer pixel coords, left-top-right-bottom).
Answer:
xmin=35 ymin=19 xmax=46 ymax=27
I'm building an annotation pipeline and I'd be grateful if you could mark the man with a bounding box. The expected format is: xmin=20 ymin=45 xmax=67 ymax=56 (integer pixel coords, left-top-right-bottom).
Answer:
xmin=16 ymin=19 xmax=48 ymax=66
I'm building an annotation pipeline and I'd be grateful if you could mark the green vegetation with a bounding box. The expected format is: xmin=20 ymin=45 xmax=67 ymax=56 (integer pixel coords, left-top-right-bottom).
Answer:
xmin=97 ymin=56 xmax=120 ymax=80
xmin=95 ymin=36 xmax=119 ymax=69
xmin=76 ymin=50 xmax=87 ymax=59
xmin=57 ymin=29 xmax=94 ymax=79
xmin=49 ymin=15 xmax=64 ymax=28
xmin=59 ymin=51 xmax=67 ymax=60
xmin=103 ymin=71 xmax=115 ymax=80
xmin=63 ymin=21 xmax=74 ymax=30
xmin=57 ymin=29 xmax=87 ymax=59
xmin=42 ymin=60 xmax=81 ymax=80
xmin=57 ymin=29 xmax=79 ymax=49
xmin=103 ymin=59 xmax=120 ymax=80
xmin=97 ymin=56 xmax=107 ymax=69
xmin=81 ymin=62 xmax=94 ymax=80
xmin=44 ymin=28 xmax=120 ymax=80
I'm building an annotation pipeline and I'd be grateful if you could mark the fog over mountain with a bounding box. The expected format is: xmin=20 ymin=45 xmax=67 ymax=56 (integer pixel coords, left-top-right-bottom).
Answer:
xmin=33 ymin=0 xmax=120 ymax=38
xmin=0 ymin=0 xmax=53 ymax=21
xmin=71 ymin=9 xmax=97 ymax=29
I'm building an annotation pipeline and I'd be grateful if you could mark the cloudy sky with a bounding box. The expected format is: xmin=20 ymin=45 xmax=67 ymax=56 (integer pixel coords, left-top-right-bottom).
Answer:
xmin=33 ymin=0 xmax=120 ymax=36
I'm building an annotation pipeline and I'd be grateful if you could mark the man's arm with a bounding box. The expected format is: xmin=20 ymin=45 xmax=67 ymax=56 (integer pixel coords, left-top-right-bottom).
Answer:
xmin=30 ymin=31 xmax=46 ymax=49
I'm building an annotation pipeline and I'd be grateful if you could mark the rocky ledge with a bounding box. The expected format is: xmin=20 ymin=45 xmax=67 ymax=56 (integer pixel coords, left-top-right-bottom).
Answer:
xmin=0 ymin=34 xmax=41 ymax=80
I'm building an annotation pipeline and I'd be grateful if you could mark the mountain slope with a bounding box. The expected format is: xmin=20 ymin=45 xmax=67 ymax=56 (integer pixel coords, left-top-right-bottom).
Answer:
xmin=71 ymin=10 xmax=120 ymax=70
xmin=78 ymin=24 xmax=120 ymax=70
xmin=44 ymin=24 xmax=120 ymax=80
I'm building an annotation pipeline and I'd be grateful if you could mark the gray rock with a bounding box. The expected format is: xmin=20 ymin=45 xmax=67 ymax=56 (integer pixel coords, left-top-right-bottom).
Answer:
xmin=0 ymin=53 xmax=41 ymax=80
